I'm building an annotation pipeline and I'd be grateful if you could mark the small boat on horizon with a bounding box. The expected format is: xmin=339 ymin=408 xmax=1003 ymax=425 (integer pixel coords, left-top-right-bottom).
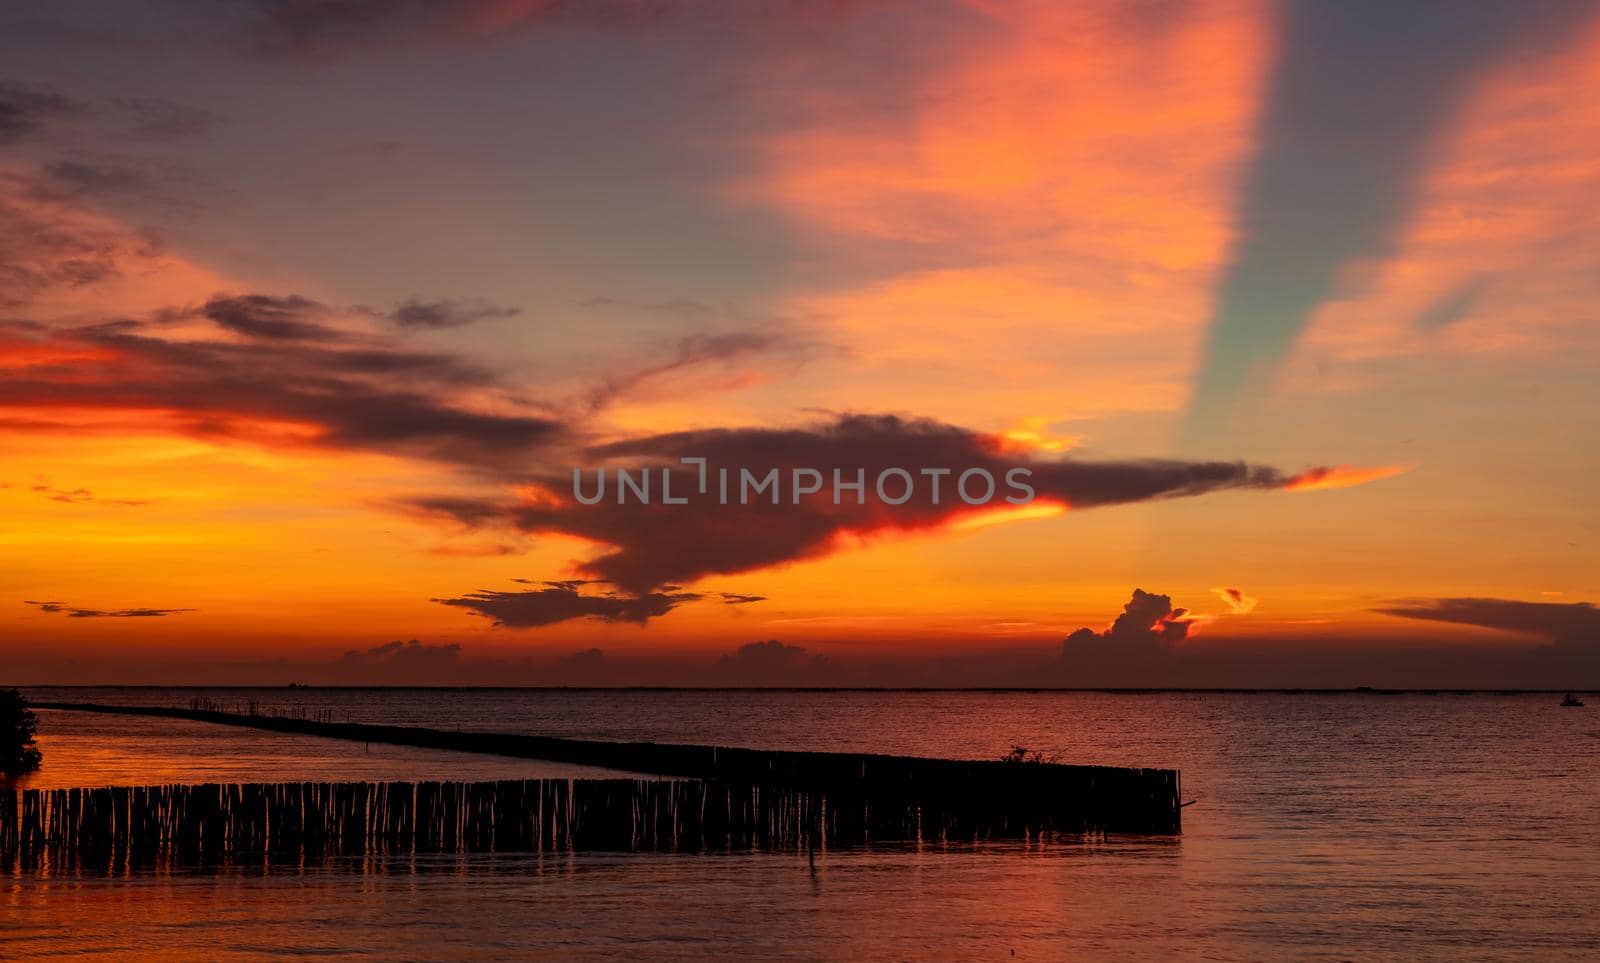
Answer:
xmin=1560 ymin=693 xmax=1585 ymax=707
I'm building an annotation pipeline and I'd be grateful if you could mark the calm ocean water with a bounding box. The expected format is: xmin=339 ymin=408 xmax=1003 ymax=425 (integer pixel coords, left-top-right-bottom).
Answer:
xmin=4 ymin=688 xmax=1598 ymax=959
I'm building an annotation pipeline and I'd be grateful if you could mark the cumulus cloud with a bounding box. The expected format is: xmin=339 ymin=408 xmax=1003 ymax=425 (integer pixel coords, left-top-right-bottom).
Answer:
xmin=282 ymin=640 xmax=614 ymax=686
xmin=25 ymin=599 xmax=194 ymax=618
xmin=336 ymin=638 xmax=462 ymax=677
xmin=711 ymin=639 xmax=829 ymax=685
xmin=549 ymin=646 xmax=608 ymax=672
xmin=1064 ymin=589 xmax=1192 ymax=656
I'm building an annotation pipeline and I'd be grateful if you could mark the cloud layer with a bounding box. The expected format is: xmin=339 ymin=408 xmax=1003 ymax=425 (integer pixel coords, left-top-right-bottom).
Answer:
xmin=1 ymin=306 xmax=566 ymax=469
xmin=489 ymin=414 xmax=1332 ymax=592
xmin=1376 ymin=597 xmax=1600 ymax=649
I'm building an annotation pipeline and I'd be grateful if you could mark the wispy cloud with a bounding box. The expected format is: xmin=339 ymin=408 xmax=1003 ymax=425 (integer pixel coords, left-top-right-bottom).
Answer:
xmin=201 ymin=294 xmax=347 ymax=342
xmin=1211 ymin=586 xmax=1258 ymax=615
xmin=432 ymin=580 xmax=705 ymax=628
xmin=1376 ymin=597 xmax=1600 ymax=648
xmin=1187 ymin=3 xmax=1600 ymax=430
xmin=0 ymin=80 xmax=84 ymax=143
xmin=0 ymin=302 xmax=567 ymax=470
xmin=25 ymin=599 xmax=194 ymax=618
xmin=389 ymin=297 xmax=520 ymax=329
xmin=1281 ymin=464 xmax=1411 ymax=492
xmin=30 ymin=481 xmax=148 ymax=506
xmin=584 ymin=330 xmax=802 ymax=411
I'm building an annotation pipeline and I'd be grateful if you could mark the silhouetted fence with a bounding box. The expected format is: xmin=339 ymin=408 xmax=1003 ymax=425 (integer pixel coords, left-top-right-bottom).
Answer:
xmin=0 ymin=778 xmax=845 ymax=872
xmin=13 ymin=701 xmax=1182 ymax=869
xmin=0 ymin=774 xmax=1157 ymax=872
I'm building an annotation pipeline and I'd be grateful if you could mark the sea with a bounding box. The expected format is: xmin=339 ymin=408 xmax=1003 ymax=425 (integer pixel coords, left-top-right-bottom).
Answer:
xmin=3 ymin=688 xmax=1597 ymax=960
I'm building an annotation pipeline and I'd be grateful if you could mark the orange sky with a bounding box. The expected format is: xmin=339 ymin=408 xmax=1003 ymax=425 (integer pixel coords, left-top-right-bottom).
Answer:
xmin=2 ymin=1 xmax=1598 ymax=685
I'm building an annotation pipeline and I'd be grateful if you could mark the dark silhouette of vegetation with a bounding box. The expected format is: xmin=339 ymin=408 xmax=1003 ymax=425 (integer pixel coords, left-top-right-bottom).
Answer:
xmin=1 ymin=689 xmax=42 ymax=776
xmin=1000 ymin=745 xmax=1060 ymax=765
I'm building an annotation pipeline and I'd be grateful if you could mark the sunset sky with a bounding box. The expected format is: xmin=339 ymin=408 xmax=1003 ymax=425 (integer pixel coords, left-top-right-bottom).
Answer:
xmin=3 ymin=1 xmax=1597 ymax=686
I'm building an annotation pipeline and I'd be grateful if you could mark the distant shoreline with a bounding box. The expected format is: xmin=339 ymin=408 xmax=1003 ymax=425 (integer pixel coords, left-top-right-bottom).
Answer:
xmin=20 ymin=684 xmax=1596 ymax=695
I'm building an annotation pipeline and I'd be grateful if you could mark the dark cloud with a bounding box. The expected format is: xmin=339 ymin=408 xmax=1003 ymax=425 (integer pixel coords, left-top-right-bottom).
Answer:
xmin=112 ymin=96 xmax=223 ymax=138
xmin=718 ymin=593 xmax=767 ymax=605
xmin=1062 ymin=588 xmax=1191 ymax=661
xmin=711 ymin=639 xmax=828 ymax=685
xmin=336 ymin=638 xmax=462 ymax=680
xmin=0 ymin=170 xmax=566 ymax=467
xmin=494 ymin=414 xmax=1319 ymax=591
xmin=432 ymin=581 xmax=704 ymax=628
xmin=1039 ymin=592 xmax=1600 ymax=688
xmin=1376 ymin=597 xmax=1600 ymax=649
xmin=390 ymin=297 xmax=520 ymax=329
xmin=1187 ymin=2 xmax=1600 ymax=430
xmin=202 ymin=293 xmax=345 ymax=341
xmin=509 ymin=578 xmax=606 ymax=589
xmin=1047 ymin=588 xmax=1243 ymax=687
xmin=2 ymin=173 xmax=1341 ymax=592
xmin=25 ymin=599 xmax=194 ymax=618
xmin=394 ymin=495 xmax=524 ymax=528
xmin=0 ymin=310 xmax=567 ymax=469
xmin=322 ymin=641 xmax=617 ymax=686
xmin=0 ymin=80 xmax=84 ymax=143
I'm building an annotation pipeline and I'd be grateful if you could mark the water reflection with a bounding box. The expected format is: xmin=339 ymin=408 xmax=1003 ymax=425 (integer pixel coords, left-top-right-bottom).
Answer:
xmin=3 ymin=842 xmax=1188 ymax=959
xmin=4 ymin=690 xmax=1598 ymax=959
